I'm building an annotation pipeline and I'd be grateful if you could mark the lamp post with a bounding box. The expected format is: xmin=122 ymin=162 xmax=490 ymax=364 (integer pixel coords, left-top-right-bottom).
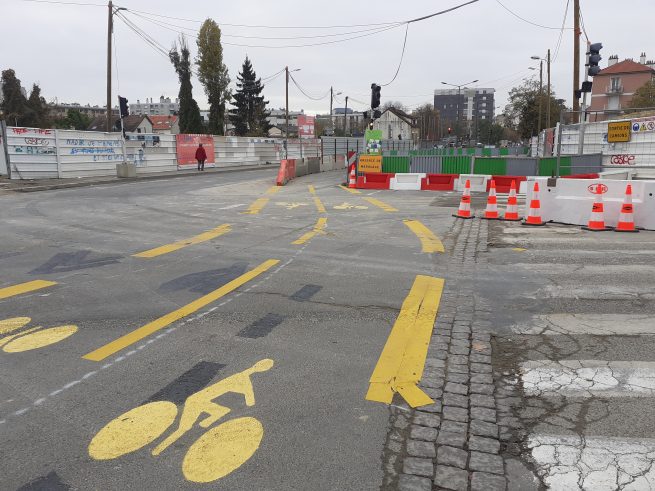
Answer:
xmin=441 ymin=79 xmax=478 ymax=144
xmin=531 ymin=51 xmax=552 ymax=131
xmin=330 ymin=87 xmax=342 ymax=136
xmin=285 ymin=66 xmax=301 ymax=158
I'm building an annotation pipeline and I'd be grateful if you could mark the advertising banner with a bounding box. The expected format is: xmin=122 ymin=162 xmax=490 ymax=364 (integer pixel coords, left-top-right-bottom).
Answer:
xmin=175 ymin=134 xmax=215 ymax=168
xmin=298 ymin=115 xmax=315 ymax=139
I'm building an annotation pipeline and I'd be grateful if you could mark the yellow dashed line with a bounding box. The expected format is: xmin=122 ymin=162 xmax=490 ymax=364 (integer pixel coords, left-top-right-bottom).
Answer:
xmin=133 ymin=224 xmax=232 ymax=258
xmin=339 ymin=185 xmax=361 ymax=195
xmin=0 ymin=280 xmax=57 ymax=300
xmin=242 ymin=197 xmax=270 ymax=215
xmin=364 ymin=197 xmax=398 ymax=212
xmin=292 ymin=217 xmax=327 ymax=245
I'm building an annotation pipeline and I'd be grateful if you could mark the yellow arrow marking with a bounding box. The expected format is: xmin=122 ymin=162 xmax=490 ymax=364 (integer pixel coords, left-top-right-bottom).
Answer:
xmin=275 ymin=202 xmax=308 ymax=210
xmin=133 ymin=224 xmax=232 ymax=258
xmin=366 ymin=275 xmax=444 ymax=408
xmin=333 ymin=202 xmax=368 ymax=210
xmin=83 ymin=259 xmax=280 ymax=361
xmin=292 ymin=218 xmax=327 ymax=245
xmin=0 ymin=280 xmax=57 ymax=300
xmin=403 ymin=220 xmax=445 ymax=253
xmin=364 ymin=197 xmax=398 ymax=212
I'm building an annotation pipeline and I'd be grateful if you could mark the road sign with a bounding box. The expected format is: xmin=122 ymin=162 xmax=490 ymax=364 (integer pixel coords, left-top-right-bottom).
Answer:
xmin=359 ymin=155 xmax=382 ymax=173
xmin=607 ymin=121 xmax=632 ymax=143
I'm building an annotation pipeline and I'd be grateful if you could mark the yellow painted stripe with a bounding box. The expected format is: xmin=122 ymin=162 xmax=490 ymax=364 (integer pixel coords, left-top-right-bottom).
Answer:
xmin=242 ymin=197 xmax=270 ymax=215
xmin=83 ymin=259 xmax=280 ymax=362
xmin=133 ymin=224 xmax=232 ymax=258
xmin=366 ymin=275 xmax=444 ymax=408
xmin=403 ymin=220 xmax=445 ymax=253
xmin=0 ymin=280 xmax=57 ymax=300
xmin=292 ymin=217 xmax=327 ymax=245
xmin=308 ymin=185 xmax=316 ymax=195
xmin=339 ymin=185 xmax=361 ymax=195
xmin=364 ymin=197 xmax=398 ymax=212
xmin=313 ymin=197 xmax=326 ymax=214
xmin=266 ymin=186 xmax=280 ymax=195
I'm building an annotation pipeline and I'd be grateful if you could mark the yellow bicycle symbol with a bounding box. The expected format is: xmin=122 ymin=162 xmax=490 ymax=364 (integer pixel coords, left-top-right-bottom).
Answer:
xmin=275 ymin=201 xmax=308 ymax=210
xmin=0 ymin=317 xmax=78 ymax=353
xmin=333 ymin=202 xmax=368 ymax=210
xmin=89 ymin=359 xmax=274 ymax=483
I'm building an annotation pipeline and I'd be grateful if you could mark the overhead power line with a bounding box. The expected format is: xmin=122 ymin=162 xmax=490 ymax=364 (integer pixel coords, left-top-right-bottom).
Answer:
xmin=495 ymin=0 xmax=574 ymax=30
xmin=19 ymin=0 xmax=104 ymax=6
xmin=552 ymin=0 xmax=571 ymax=62
xmin=288 ymin=74 xmax=331 ymax=101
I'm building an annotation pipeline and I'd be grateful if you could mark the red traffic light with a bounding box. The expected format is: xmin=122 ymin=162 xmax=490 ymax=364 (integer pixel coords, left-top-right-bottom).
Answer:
xmin=448 ymin=127 xmax=452 ymax=134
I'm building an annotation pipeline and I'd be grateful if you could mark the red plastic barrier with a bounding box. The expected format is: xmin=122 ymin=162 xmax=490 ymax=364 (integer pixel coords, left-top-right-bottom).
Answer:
xmin=489 ymin=175 xmax=528 ymax=193
xmin=276 ymin=159 xmax=296 ymax=186
xmin=356 ymin=172 xmax=394 ymax=189
xmin=421 ymin=174 xmax=459 ymax=191
xmin=561 ymin=173 xmax=600 ymax=179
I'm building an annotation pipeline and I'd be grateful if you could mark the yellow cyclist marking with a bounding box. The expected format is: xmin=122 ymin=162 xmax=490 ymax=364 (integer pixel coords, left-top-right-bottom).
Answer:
xmin=0 ymin=317 xmax=78 ymax=353
xmin=403 ymin=220 xmax=445 ymax=253
xmin=333 ymin=202 xmax=368 ymax=210
xmin=83 ymin=260 xmax=280 ymax=361
xmin=313 ymin=197 xmax=326 ymax=214
xmin=292 ymin=218 xmax=327 ymax=245
xmin=0 ymin=280 xmax=57 ymax=300
xmin=275 ymin=202 xmax=308 ymax=210
xmin=0 ymin=317 xmax=31 ymax=335
xmin=133 ymin=224 xmax=231 ymax=258
xmin=242 ymin=197 xmax=270 ymax=215
xmin=366 ymin=275 xmax=444 ymax=408
xmin=89 ymin=359 xmax=273 ymax=483
xmin=364 ymin=197 xmax=398 ymax=212
xmin=339 ymin=185 xmax=361 ymax=194
xmin=308 ymin=185 xmax=316 ymax=195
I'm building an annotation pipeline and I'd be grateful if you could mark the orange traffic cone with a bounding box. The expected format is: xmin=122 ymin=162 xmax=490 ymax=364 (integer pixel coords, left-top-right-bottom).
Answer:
xmin=502 ymin=180 xmax=522 ymax=221
xmin=348 ymin=166 xmax=357 ymax=188
xmin=481 ymin=179 xmax=499 ymax=220
xmin=522 ymin=182 xmax=546 ymax=226
xmin=615 ymin=184 xmax=639 ymax=233
xmin=582 ymin=183 xmax=612 ymax=231
xmin=453 ymin=179 xmax=474 ymax=219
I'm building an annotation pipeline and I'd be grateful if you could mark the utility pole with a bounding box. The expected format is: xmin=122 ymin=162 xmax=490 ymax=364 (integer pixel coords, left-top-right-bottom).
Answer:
xmin=285 ymin=66 xmax=289 ymax=158
xmin=547 ymin=48 xmax=552 ymax=128
xmin=330 ymin=87 xmax=334 ymax=135
xmin=573 ymin=0 xmax=580 ymax=123
xmin=344 ymin=96 xmax=349 ymax=136
xmin=106 ymin=0 xmax=113 ymax=132
xmin=537 ymin=59 xmax=543 ymax=137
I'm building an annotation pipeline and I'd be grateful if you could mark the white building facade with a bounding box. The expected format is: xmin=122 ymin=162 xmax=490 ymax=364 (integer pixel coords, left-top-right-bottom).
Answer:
xmin=130 ymin=96 xmax=179 ymax=117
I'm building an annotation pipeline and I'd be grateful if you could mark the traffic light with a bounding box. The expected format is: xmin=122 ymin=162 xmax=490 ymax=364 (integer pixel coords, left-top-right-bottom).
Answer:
xmin=370 ymin=83 xmax=381 ymax=109
xmin=373 ymin=109 xmax=381 ymax=119
xmin=587 ymin=43 xmax=603 ymax=77
xmin=448 ymin=127 xmax=452 ymax=135
xmin=118 ymin=96 xmax=129 ymax=118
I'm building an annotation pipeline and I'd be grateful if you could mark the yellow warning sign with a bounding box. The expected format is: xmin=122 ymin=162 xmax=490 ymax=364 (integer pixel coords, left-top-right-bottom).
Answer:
xmin=358 ymin=155 xmax=382 ymax=173
xmin=607 ymin=121 xmax=632 ymax=143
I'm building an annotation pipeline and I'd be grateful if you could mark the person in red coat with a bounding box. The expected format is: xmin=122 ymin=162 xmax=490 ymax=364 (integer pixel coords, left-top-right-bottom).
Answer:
xmin=195 ymin=143 xmax=207 ymax=171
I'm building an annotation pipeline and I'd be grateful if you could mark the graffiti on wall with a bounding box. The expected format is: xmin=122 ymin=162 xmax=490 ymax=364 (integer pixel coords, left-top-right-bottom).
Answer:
xmin=610 ymin=154 xmax=636 ymax=165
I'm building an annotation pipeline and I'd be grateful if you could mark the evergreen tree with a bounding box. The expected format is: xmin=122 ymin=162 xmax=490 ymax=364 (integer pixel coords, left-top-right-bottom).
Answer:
xmin=231 ymin=57 xmax=271 ymax=137
xmin=169 ymin=36 xmax=204 ymax=134
xmin=1 ymin=69 xmax=28 ymax=126
xmin=196 ymin=19 xmax=230 ymax=135
xmin=52 ymin=109 xmax=91 ymax=130
xmin=25 ymin=84 xmax=50 ymax=128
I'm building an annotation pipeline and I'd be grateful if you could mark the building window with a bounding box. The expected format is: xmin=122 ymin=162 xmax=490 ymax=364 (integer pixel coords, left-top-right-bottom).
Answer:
xmin=481 ymin=116 xmax=486 ymax=120
xmin=610 ymin=77 xmax=622 ymax=91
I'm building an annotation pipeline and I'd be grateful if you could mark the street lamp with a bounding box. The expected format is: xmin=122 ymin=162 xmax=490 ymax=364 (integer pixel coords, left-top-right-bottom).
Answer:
xmin=441 ymin=79 xmax=479 ymax=144
xmin=330 ymin=87 xmax=342 ymax=135
xmin=531 ymin=50 xmax=552 ymax=130
xmin=285 ymin=67 xmax=301 ymax=157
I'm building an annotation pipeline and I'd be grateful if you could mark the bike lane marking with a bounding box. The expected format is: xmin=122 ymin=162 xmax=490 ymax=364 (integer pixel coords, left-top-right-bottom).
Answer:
xmin=363 ymin=197 xmax=398 ymax=212
xmin=403 ymin=219 xmax=445 ymax=253
xmin=339 ymin=185 xmax=361 ymax=195
xmin=82 ymin=259 xmax=280 ymax=362
xmin=308 ymin=185 xmax=327 ymax=214
xmin=241 ymin=186 xmax=280 ymax=215
xmin=291 ymin=217 xmax=327 ymax=245
xmin=0 ymin=280 xmax=57 ymax=300
xmin=132 ymin=224 xmax=232 ymax=259
xmin=366 ymin=275 xmax=444 ymax=408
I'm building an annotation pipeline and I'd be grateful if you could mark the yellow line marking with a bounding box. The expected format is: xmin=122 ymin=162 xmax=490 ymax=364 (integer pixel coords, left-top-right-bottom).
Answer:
xmin=313 ymin=197 xmax=326 ymax=213
xmin=3 ymin=325 xmax=78 ymax=353
xmin=242 ymin=197 xmax=270 ymax=215
xmin=133 ymin=224 xmax=232 ymax=258
xmin=0 ymin=280 xmax=57 ymax=300
xmin=265 ymin=186 xmax=280 ymax=195
xmin=292 ymin=217 xmax=327 ymax=245
xmin=308 ymin=185 xmax=316 ymax=195
xmin=512 ymin=247 xmax=527 ymax=252
xmin=366 ymin=275 xmax=444 ymax=408
xmin=83 ymin=259 xmax=280 ymax=362
xmin=403 ymin=220 xmax=445 ymax=253
xmin=364 ymin=197 xmax=398 ymax=212
xmin=339 ymin=185 xmax=361 ymax=194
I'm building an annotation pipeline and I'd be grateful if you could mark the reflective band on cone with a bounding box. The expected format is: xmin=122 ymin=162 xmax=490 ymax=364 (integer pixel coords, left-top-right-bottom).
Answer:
xmin=481 ymin=179 xmax=500 ymax=220
xmin=522 ymin=182 xmax=546 ymax=226
xmin=453 ymin=179 xmax=474 ymax=219
xmin=502 ymin=180 xmax=522 ymax=221
xmin=615 ymin=183 xmax=639 ymax=233
xmin=582 ymin=184 xmax=612 ymax=231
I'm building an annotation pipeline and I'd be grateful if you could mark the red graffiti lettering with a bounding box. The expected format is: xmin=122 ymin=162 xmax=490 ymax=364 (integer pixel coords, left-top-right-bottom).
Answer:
xmin=11 ymin=127 xmax=29 ymax=134
xmin=610 ymin=154 xmax=636 ymax=166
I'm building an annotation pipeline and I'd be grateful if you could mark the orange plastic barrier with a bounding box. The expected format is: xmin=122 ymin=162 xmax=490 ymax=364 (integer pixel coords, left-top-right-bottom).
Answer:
xmin=421 ymin=174 xmax=459 ymax=191
xmin=356 ymin=172 xmax=395 ymax=189
xmin=276 ymin=159 xmax=296 ymax=186
xmin=489 ymin=175 xmax=527 ymax=193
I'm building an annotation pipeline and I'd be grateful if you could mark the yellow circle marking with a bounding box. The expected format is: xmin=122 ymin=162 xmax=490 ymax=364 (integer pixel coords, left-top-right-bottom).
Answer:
xmin=3 ymin=325 xmax=78 ymax=353
xmin=0 ymin=317 xmax=31 ymax=335
xmin=182 ymin=416 xmax=263 ymax=483
xmin=89 ymin=401 xmax=178 ymax=460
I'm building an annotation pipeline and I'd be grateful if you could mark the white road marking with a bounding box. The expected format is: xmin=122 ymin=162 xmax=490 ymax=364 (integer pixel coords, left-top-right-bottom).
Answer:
xmin=218 ymin=203 xmax=246 ymax=210
xmin=512 ymin=314 xmax=655 ymax=336
xmin=528 ymin=433 xmax=655 ymax=491
xmin=521 ymin=360 xmax=655 ymax=397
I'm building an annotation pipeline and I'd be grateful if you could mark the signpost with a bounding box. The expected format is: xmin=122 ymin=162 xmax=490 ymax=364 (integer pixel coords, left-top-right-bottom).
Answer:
xmin=607 ymin=121 xmax=632 ymax=143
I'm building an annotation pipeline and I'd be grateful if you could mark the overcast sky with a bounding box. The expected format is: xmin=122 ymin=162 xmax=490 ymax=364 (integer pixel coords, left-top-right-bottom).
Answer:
xmin=2 ymin=0 xmax=653 ymax=116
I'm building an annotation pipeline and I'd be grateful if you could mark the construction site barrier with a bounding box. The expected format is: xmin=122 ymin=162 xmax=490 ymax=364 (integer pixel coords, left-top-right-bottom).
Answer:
xmin=488 ymin=175 xmax=527 ymax=193
xmin=356 ymin=172 xmax=395 ymax=189
xmin=560 ymin=173 xmax=600 ymax=179
xmin=390 ymin=173 xmax=425 ymax=190
xmin=455 ymin=174 xmax=491 ymax=192
xmin=599 ymin=169 xmax=636 ymax=180
xmin=421 ymin=174 xmax=458 ymax=191
xmin=527 ymin=177 xmax=655 ymax=230
xmin=276 ymin=159 xmax=296 ymax=186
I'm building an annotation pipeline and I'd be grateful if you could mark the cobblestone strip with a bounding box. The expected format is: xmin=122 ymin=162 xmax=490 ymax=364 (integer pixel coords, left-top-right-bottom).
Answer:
xmin=382 ymin=218 xmax=510 ymax=491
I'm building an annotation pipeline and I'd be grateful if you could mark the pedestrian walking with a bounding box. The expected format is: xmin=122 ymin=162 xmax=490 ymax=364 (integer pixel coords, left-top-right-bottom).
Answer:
xmin=195 ymin=143 xmax=207 ymax=171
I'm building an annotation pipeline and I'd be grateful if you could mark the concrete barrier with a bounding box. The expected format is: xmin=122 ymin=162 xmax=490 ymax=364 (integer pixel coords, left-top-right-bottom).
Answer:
xmin=528 ymin=177 xmax=655 ymax=230
xmin=489 ymin=175 xmax=527 ymax=193
xmin=421 ymin=174 xmax=458 ymax=191
xmin=307 ymin=157 xmax=320 ymax=174
xmin=599 ymin=169 xmax=636 ymax=180
xmin=295 ymin=159 xmax=308 ymax=177
xmin=390 ymin=173 xmax=425 ymax=190
xmin=357 ymin=173 xmax=394 ymax=189
xmin=276 ymin=159 xmax=296 ymax=186
xmin=455 ymin=174 xmax=491 ymax=192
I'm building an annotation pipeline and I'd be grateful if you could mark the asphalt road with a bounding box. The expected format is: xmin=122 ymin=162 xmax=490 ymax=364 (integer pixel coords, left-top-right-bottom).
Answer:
xmin=0 ymin=168 xmax=455 ymax=490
